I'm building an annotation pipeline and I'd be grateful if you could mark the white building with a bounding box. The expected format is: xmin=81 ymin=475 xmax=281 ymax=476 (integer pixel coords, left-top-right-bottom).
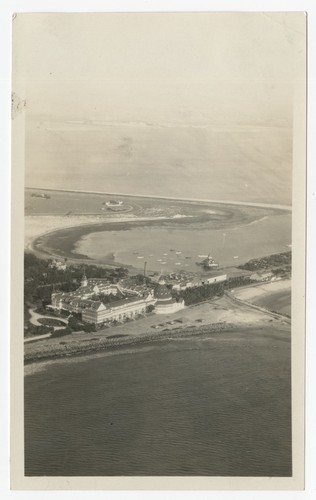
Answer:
xmin=202 ymin=273 xmax=227 ymax=285
xmin=49 ymin=273 xmax=185 ymax=325
xmin=154 ymin=278 xmax=184 ymax=315
xmin=82 ymin=293 xmax=156 ymax=324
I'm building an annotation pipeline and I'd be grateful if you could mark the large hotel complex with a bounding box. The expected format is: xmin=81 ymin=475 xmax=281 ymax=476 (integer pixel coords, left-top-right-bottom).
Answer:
xmin=49 ymin=273 xmax=186 ymax=324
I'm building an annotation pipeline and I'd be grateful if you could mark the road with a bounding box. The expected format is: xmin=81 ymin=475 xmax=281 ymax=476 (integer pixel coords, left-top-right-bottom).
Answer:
xmin=28 ymin=307 xmax=68 ymax=327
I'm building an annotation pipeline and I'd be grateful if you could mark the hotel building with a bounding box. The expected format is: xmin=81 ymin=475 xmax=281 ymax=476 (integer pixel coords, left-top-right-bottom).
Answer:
xmin=49 ymin=273 xmax=183 ymax=324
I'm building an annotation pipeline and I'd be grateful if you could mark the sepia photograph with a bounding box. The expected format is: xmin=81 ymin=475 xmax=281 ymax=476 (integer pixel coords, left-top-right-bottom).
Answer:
xmin=9 ymin=9 xmax=308 ymax=491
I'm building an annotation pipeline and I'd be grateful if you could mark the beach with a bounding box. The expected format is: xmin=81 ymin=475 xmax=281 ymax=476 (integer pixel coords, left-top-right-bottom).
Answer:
xmin=231 ymin=279 xmax=291 ymax=316
xmin=24 ymin=290 xmax=290 ymax=369
xmin=25 ymin=214 xmax=170 ymax=250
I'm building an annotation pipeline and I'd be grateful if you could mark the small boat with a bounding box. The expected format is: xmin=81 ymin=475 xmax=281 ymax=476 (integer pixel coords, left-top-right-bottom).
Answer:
xmin=163 ymin=253 xmax=168 ymax=256
xmin=31 ymin=192 xmax=51 ymax=199
xmin=233 ymin=256 xmax=239 ymax=259
xmin=137 ymin=256 xmax=144 ymax=259
xmin=196 ymin=253 xmax=219 ymax=269
xmin=176 ymin=251 xmax=182 ymax=255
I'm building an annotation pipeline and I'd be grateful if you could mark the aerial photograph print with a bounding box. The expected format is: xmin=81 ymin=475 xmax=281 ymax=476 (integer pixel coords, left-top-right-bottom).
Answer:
xmin=11 ymin=11 xmax=307 ymax=488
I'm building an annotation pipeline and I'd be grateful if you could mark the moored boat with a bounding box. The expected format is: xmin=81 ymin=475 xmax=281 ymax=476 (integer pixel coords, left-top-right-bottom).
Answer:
xmin=196 ymin=253 xmax=219 ymax=269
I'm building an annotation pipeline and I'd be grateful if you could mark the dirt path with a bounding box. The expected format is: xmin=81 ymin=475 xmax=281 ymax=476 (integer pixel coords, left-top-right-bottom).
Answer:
xmin=28 ymin=308 xmax=68 ymax=327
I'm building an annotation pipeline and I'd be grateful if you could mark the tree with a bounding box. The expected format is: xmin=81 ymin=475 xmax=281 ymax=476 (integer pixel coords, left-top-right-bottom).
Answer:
xmin=83 ymin=323 xmax=96 ymax=333
xmin=68 ymin=316 xmax=83 ymax=331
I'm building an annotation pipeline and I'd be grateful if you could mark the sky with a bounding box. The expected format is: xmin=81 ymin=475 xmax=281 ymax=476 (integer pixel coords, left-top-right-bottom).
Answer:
xmin=12 ymin=12 xmax=306 ymax=205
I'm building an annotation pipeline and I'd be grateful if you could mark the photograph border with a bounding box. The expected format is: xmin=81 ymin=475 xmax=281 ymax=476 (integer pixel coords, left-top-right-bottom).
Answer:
xmin=2 ymin=0 xmax=315 ymax=497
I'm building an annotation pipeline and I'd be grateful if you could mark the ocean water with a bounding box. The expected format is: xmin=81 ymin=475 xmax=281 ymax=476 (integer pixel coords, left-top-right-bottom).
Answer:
xmin=24 ymin=327 xmax=292 ymax=477
xmin=73 ymin=213 xmax=291 ymax=271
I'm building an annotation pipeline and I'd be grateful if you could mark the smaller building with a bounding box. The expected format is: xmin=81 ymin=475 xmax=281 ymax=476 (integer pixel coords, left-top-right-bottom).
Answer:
xmin=250 ymin=271 xmax=274 ymax=282
xmin=202 ymin=273 xmax=227 ymax=285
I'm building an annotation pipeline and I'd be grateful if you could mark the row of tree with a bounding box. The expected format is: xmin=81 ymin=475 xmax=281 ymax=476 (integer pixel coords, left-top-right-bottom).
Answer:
xmin=24 ymin=252 xmax=129 ymax=305
xmin=172 ymin=282 xmax=225 ymax=305
xmin=171 ymin=275 xmax=253 ymax=306
xmin=238 ymin=251 xmax=291 ymax=271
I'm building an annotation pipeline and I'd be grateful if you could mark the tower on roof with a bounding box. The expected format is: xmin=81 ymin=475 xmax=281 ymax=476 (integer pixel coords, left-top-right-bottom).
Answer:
xmin=81 ymin=270 xmax=88 ymax=287
xmin=154 ymin=277 xmax=185 ymax=315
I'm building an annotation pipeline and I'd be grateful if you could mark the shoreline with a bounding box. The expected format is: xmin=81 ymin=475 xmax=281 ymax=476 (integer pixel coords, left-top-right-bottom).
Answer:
xmin=30 ymin=213 xmax=214 ymax=266
xmin=24 ymin=319 xmax=290 ymax=374
xmin=26 ymin=186 xmax=292 ymax=211
xmin=24 ymin=287 xmax=291 ymax=371
xmin=24 ymin=322 xmax=236 ymax=367
xmin=26 ymin=201 xmax=290 ymax=269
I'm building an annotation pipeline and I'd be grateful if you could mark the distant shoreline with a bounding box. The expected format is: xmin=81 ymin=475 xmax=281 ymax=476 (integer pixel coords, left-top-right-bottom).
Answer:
xmin=26 ymin=186 xmax=292 ymax=212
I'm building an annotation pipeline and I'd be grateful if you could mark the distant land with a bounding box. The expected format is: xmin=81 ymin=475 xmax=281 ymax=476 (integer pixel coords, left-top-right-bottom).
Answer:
xmin=25 ymin=187 xmax=292 ymax=211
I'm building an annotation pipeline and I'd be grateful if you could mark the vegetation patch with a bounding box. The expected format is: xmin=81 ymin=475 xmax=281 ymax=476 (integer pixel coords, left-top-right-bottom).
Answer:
xmin=37 ymin=317 xmax=66 ymax=327
xmin=24 ymin=252 xmax=129 ymax=306
xmin=173 ymin=281 xmax=225 ymax=306
xmin=26 ymin=324 xmax=53 ymax=337
xmin=239 ymin=251 xmax=291 ymax=271
xmin=107 ymin=334 xmax=129 ymax=339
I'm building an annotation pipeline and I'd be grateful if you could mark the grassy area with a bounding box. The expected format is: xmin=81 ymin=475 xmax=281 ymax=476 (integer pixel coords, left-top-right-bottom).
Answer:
xmin=37 ymin=318 xmax=67 ymax=327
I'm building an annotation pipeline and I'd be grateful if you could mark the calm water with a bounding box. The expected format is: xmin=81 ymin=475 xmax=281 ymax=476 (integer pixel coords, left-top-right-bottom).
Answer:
xmin=74 ymin=213 xmax=291 ymax=272
xmin=25 ymin=327 xmax=292 ymax=477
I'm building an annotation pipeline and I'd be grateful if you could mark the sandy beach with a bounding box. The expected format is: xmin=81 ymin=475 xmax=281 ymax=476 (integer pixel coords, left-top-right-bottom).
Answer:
xmin=24 ymin=214 xmax=168 ymax=249
xmin=230 ymin=279 xmax=291 ymax=317
xmin=24 ymin=214 xmax=177 ymax=256
xmin=24 ymin=291 xmax=290 ymax=372
xmin=232 ymin=279 xmax=291 ymax=301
